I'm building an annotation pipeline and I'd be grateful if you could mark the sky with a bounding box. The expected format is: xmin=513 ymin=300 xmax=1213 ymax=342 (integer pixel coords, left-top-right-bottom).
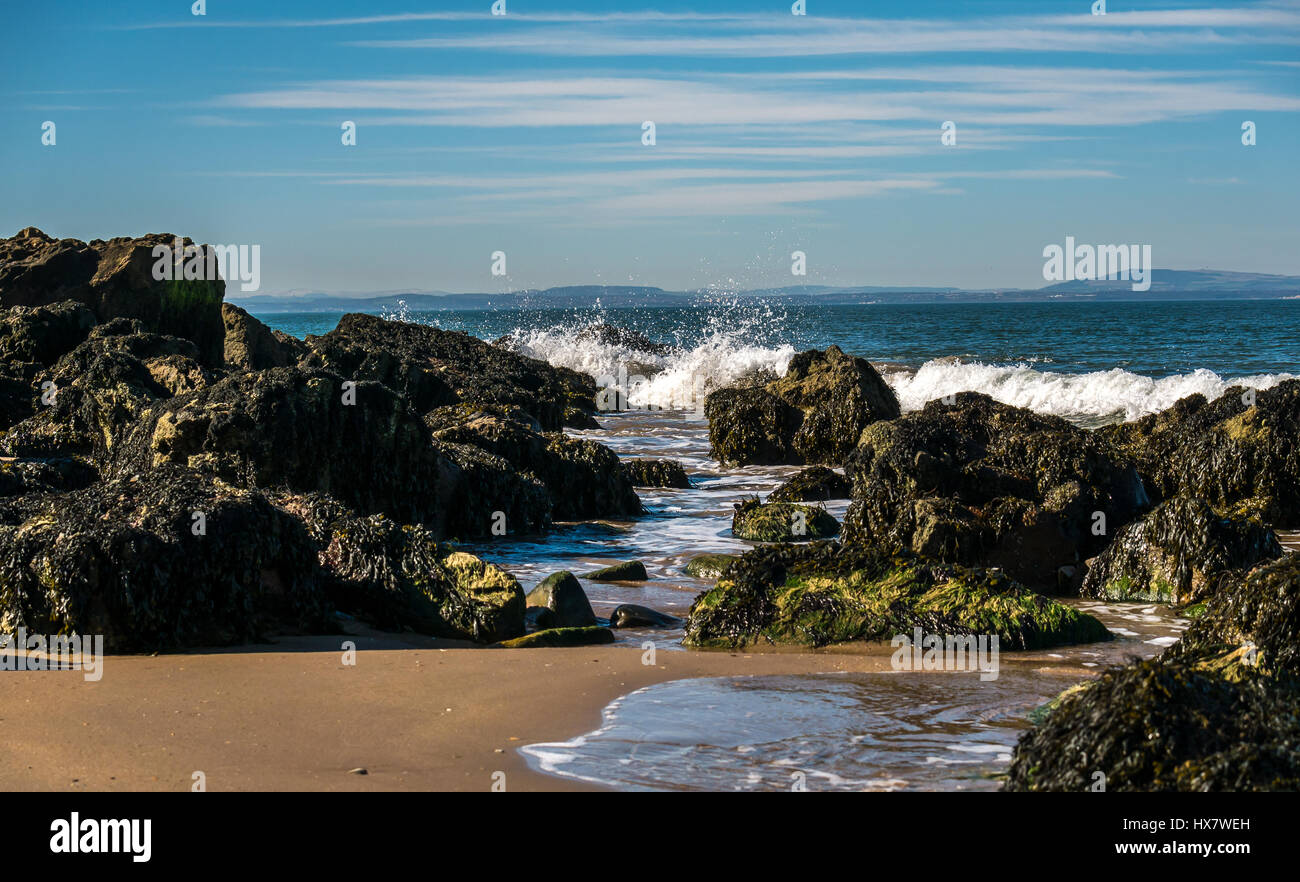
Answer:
xmin=2 ymin=0 xmax=1298 ymax=295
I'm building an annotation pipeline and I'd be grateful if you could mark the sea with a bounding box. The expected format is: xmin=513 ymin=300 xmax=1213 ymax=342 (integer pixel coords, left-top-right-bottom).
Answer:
xmin=256 ymin=298 xmax=1300 ymax=791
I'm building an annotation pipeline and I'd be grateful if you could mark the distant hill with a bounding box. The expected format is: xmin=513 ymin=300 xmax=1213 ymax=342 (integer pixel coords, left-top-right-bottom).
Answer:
xmin=231 ymin=270 xmax=1300 ymax=312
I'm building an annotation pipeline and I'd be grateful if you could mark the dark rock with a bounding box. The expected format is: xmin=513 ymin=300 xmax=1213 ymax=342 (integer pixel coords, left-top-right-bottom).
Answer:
xmin=1099 ymin=379 xmax=1300 ymax=528
xmin=525 ymin=571 xmax=597 ymax=628
xmin=706 ymin=345 xmax=899 ymax=466
xmin=622 ymin=458 xmax=691 ymax=488
xmin=732 ymin=497 xmax=839 ymax=543
xmin=684 ymin=553 xmax=738 ymax=580
xmin=222 ymin=302 xmax=307 ymax=370
xmin=610 ymin=604 xmax=682 ymax=628
xmin=768 ymin=465 xmax=851 ymax=502
xmin=317 ymin=513 xmax=525 ymax=642
xmin=434 ymin=440 xmax=552 ymax=538
xmin=585 ymin=560 xmax=648 ymax=581
xmin=1081 ymin=495 xmax=1282 ymax=603
xmin=842 ymin=392 xmax=1149 ymax=591
xmin=0 ymin=464 xmax=331 ymax=651
xmin=0 ymin=228 xmax=226 ymax=366
xmin=0 ymin=300 xmax=97 ymax=370
xmin=575 ymin=324 xmax=673 ymax=356
xmin=110 ymin=366 xmax=453 ymax=530
xmin=0 ymin=457 xmax=98 ymax=497
xmin=498 ymin=625 xmax=615 ymax=648
xmin=303 ymin=313 xmax=596 ymax=431
xmin=684 ymin=541 xmax=1111 ymax=649
xmin=524 ymin=605 xmax=558 ymax=630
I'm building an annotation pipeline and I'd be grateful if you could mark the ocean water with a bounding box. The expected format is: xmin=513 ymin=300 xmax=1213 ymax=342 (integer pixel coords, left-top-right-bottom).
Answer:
xmin=257 ymin=299 xmax=1291 ymax=791
xmin=262 ymin=299 xmax=1300 ymax=426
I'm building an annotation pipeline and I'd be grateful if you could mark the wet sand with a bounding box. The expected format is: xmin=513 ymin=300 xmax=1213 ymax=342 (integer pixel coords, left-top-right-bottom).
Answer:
xmin=0 ymin=634 xmax=915 ymax=792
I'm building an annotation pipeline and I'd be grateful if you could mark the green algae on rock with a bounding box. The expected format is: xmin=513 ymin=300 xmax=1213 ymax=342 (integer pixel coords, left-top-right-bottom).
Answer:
xmin=1080 ymin=495 xmax=1282 ymax=603
xmin=684 ymin=542 xmax=1111 ymax=649
xmin=584 ymin=560 xmax=648 ymax=581
xmin=768 ymin=465 xmax=851 ymax=502
xmin=621 ymin=457 xmax=691 ymax=488
xmin=498 ymin=625 xmax=615 ymax=648
xmin=732 ymin=497 xmax=839 ymax=543
xmin=319 ymin=513 xmax=525 ymax=643
xmin=0 ymin=464 xmax=331 ymax=651
xmin=684 ymin=553 xmax=739 ymax=581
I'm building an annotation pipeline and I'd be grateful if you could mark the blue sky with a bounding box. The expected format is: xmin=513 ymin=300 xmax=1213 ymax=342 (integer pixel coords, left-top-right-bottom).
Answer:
xmin=2 ymin=0 xmax=1298 ymax=294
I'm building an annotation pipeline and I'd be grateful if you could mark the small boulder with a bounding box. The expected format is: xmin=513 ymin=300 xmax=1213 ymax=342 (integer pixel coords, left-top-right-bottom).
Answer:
xmin=684 ymin=553 xmax=738 ymax=580
xmin=768 ymin=466 xmax=851 ymax=502
xmin=610 ymin=604 xmax=682 ymax=628
xmin=622 ymin=458 xmax=691 ymax=488
xmin=732 ymin=497 xmax=839 ymax=543
xmin=585 ymin=560 xmax=648 ymax=581
xmin=498 ymin=626 xmax=615 ymax=648
xmin=525 ymin=571 xmax=597 ymax=628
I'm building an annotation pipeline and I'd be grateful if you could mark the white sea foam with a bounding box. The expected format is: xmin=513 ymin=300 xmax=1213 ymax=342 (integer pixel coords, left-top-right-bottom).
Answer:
xmin=883 ymin=361 xmax=1293 ymax=423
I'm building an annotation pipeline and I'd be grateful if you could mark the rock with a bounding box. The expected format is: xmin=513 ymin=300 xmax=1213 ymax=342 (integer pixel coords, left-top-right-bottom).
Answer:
xmin=768 ymin=465 xmax=851 ymax=502
xmin=1080 ymin=495 xmax=1282 ymax=603
xmin=303 ymin=313 xmax=597 ymax=431
xmin=1099 ymin=379 xmax=1300 ymax=528
xmin=434 ymin=439 xmax=552 ymax=538
xmin=0 ymin=464 xmax=331 ymax=651
xmin=431 ymin=409 xmax=641 ymax=521
xmin=732 ymin=497 xmax=839 ymax=543
xmin=1168 ymin=554 xmax=1300 ymax=677
xmin=0 ymin=300 xmax=97 ymax=371
xmin=222 ymin=303 xmax=307 ymax=370
xmin=110 ymin=366 xmax=454 ymax=530
xmin=610 ymin=604 xmax=682 ymax=628
xmin=575 ymin=324 xmax=673 ymax=356
xmin=524 ymin=605 xmax=558 ymax=630
xmin=706 ymin=345 xmax=899 ymax=466
xmin=622 ymin=458 xmax=691 ymax=488
xmin=525 ymin=571 xmax=597 ymax=628
xmin=499 ymin=626 xmax=615 ymax=648
xmin=684 ymin=542 xmax=1111 ymax=649
xmin=585 ymin=560 xmax=648 ymax=581
xmin=842 ymin=392 xmax=1149 ymax=591
xmin=318 ymin=513 xmax=524 ymax=643
xmin=0 ymin=228 xmax=226 ymax=366
xmin=0 ymin=457 xmax=98 ymax=497
xmin=684 ymin=553 xmax=738 ymax=580
xmin=0 ymin=322 xmax=214 ymax=461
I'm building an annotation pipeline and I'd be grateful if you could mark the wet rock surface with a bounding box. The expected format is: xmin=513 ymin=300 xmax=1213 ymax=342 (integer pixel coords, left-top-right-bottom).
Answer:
xmin=706 ymin=345 xmax=899 ymax=466
xmin=768 ymin=465 xmax=851 ymax=502
xmin=622 ymin=457 xmax=691 ymax=488
xmin=525 ymin=571 xmax=598 ymax=628
xmin=732 ymin=497 xmax=840 ymax=543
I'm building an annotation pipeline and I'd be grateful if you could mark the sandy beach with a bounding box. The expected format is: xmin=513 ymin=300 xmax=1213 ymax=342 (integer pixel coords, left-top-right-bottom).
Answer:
xmin=0 ymin=635 xmax=929 ymax=792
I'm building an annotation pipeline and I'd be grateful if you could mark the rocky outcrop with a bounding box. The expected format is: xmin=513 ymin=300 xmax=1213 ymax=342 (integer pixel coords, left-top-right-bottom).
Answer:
xmin=842 ymin=393 xmax=1149 ymax=591
xmin=222 ymin=303 xmax=307 ymax=371
xmin=0 ymin=321 xmax=213 ymax=461
xmin=318 ymin=513 xmax=525 ymax=642
xmin=303 ymin=312 xmax=597 ymax=431
xmin=0 ymin=228 xmax=226 ymax=366
xmin=768 ymin=465 xmax=851 ymax=502
xmin=622 ymin=458 xmax=691 ymax=488
xmin=110 ymin=366 xmax=454 ymax=529
xmin=1099 ymin=380 xmax=1300 ymax=527
xmin=1080 ymin=495 xmax=1282 ymax=603
xmin=684 ymin=542 xmax=1111 ymax=649
xmin=1006 ymin=555 xmax=1300 ymax=792
xmin=706 ymin=346 xmax=899 ymax=466
xmin=732 ymin=497 xmax=840 ymax=543
xmin=0 ymin=465 xmax=331 ymax=651
xmin=0 ymin=300 xmax=97 ymax=372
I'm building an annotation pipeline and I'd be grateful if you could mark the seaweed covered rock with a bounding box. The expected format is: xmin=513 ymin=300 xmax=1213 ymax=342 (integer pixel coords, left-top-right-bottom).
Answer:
xmin=525 ymin=571 xmax=597 ymax=628
xmin=706 ymin=346 xmax=899 ymax=466
xmin=842 ymin=393 xmax=1149 ymax=591
xmin=0 ymin=300 xmax=97 ymax=372
xmin=732 ymin=497 xmax=840 ymax=543
xmin=303 ymin=313 xmax=597 ymax=430
xmin=1099 ymin=380 xmax=1300 ymax=526
xmin=0 ymin=456 xmax=98 ymax=497
xmin=430 ymin=408 xmax=640 ymax=521
xmin=768 ymin=466 xmax=851 ymax=502
xmin=0 ymin=464 xmax=331 ymax=651
xmin=499 ymin=626 xmax=614 ymax=648
xmin=622 ymin=458 xmax=691 ymax=488
xmin=684 ymin=553 xmax=738 ymax=580
xmin=111 ymin=366 xmax=453 ymax=529
xmin=222 ymin=302 xmax=307 ymax=371
xmin=0 ymin=228 xmax=226 ymax=366
xmin=1004 ymin=657 xmax=1300 ymax=791
xmin=585 ymin=560 xmax=648 ymax=581
xmin=318 ymin=513 xmax=524 ymax=642
xmin=1081 ymin=495 xmax=1282 ymax=603
xmin=0 ymin=321 xmax=213 ymax=461
xmin=1168 ymin=554 xmax=1300 ymax=676
xmin=434 ymin=440 xmax=552 ymax=538
xmin=684 ymin=542 xmax=1110 ymax=649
